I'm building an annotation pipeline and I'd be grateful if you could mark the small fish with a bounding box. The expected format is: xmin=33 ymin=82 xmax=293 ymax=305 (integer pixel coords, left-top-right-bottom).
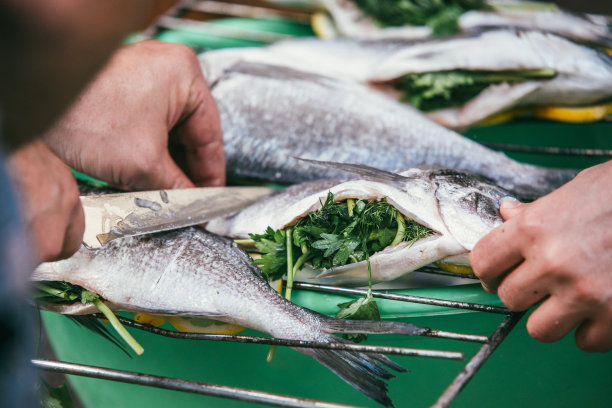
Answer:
xmin=265 ymin=30 xmax=612 ymax=129
xmin=32 ymin=227 xmax=429 ymax=407
xmin=200 ymin=52 xmax=576 ymax=199
xmin=207 ymin=160 xmax=515 ymax=285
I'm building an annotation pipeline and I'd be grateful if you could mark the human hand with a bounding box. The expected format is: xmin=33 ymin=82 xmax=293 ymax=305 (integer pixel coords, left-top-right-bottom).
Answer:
xmin=44 ymin=40 xmax=225 ymax=191
xmin=470 ymin=160 xmax=612 ymax=352
xmin=6 ymin=141 xmax=85 ymax=263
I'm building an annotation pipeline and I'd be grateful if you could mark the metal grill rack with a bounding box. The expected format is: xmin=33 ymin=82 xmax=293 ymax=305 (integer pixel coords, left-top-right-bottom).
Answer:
xmin=34 ymin=276 xmax=525 ymax=408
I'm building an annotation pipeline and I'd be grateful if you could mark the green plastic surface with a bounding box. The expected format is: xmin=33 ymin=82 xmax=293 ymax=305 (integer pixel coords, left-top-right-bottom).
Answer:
xmin=44 ymin=17 xmax=612 ymax=408
xmin=156 ymin=17 xmax=314 ymax=49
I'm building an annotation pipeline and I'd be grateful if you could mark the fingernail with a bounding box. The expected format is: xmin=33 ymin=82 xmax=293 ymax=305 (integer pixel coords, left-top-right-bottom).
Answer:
xmin=499 ymin=196 xmax=521 ymax=208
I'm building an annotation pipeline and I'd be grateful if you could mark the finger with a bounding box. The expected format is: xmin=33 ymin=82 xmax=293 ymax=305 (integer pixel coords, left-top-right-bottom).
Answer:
xmin=496 ymin=261 xmax=549 ymax=311
xmin=469 ymin=218 xmax=524 ymax=283
xmin=526 ymin=297 xmax=586 ymax=343
xmin=57 ymin=199 xmax=86 ymax=260
xmin=480 ymin=276 xmax=504 ymax=294
xmin=137 ymin=150 xmax=195 ymax=190
xmin=575 ymin=318 xmax=612 ymax=353
xmin=499 ymin=199 xmax=528 ymax=221
xmin=173 ymin=80 xmax=226 ymax=187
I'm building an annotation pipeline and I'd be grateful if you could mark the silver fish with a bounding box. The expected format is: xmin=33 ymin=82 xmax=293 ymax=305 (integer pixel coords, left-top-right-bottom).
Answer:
xmin=207 ymin=160 xmax=515 ymax=285
xmin=199 ymin=52 xmax=576 ymax=199
xmin=32 ymin=227 xmax=429 ymax=407
xmin=314 ymin=0 xmax=612 ymax=47
xmin=265 ymin=30 xmax=612 ymax=129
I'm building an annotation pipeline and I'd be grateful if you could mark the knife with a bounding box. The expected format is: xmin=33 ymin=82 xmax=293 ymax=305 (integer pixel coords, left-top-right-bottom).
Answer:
xmin=80 ymin=186 xmax=276 ymax=249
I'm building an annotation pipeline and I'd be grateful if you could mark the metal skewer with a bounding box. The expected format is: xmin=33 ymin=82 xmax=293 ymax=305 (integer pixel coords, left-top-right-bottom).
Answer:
xmin=483 ymin=142 xmax=612 ymax=157
xmin=432 ymin=312 xmax=526 ymax=408
xmin=291 ymin=281 xmax=511 ymax=315
xmin=114 ymin=316 xmax=466 ymax=360
xmin=32 ymin=359 xmax=360 ymax=408
xmin=188 ymin=0 xmax=313 ymax=23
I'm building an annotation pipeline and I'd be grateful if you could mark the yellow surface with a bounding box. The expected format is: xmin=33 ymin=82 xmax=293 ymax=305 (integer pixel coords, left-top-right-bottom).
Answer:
xmin=311 ymin=11 xmax=337 ymax=39
xmin=167 ymin=316 xmax=244 ymax=335
xmin=134 ymin=312 xmax=245 ymax=335
xmin=477 ymin=103 xmax=612 ymax=127
xmin=134 ymin=313 xmax=166 ymax=327
xmin=434 ymin=262 xmax=474 ymax=275
xmin=531 ymin=104 xmax=612 ymax=123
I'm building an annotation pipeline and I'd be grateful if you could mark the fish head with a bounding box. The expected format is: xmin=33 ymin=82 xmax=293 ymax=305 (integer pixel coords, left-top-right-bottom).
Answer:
xmin=431 ymin=169 xmax=515 ymax=250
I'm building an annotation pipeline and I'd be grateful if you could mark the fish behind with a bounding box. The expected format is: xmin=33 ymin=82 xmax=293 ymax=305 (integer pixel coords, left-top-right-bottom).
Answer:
xmin=313 ymin=0 xmax=612 ymax=48
xmin=32 ymin=227 xmax=430 ymax=407
xmin=264 ymin=31 xmax=612 ymax=129
xmin=200 ymin=53 xmax=576 ymax=200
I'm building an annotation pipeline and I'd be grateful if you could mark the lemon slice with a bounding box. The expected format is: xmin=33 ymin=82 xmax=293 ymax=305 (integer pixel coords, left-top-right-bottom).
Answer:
xmin=434 ymin=262 xmax=474 ymax=275
xmin=167 ymin=316 xmax=244 ymax=335
xmin=530 ymin=104 xmax=612 ymax=122
xmin=133 ymin=312 xmax=166 ymax=327
xmin=311 ymin=11 xmax=338 ymax=40
xmin=475 ymin=108 xmax=527 ymax=127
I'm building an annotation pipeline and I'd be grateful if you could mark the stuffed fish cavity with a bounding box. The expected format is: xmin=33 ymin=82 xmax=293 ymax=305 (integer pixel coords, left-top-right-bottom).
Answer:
xmin=207 ymin=161 xmax=515 ymax=285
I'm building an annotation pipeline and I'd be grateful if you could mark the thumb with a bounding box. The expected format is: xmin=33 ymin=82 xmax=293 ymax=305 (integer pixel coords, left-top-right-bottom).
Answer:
xmin=499 ymin=197 xmax=526 ymax=221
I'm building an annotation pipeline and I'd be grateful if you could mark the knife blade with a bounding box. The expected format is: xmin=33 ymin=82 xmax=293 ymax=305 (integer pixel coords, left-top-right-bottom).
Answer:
xmin=80 ymin=186 xmax=276 ymax=249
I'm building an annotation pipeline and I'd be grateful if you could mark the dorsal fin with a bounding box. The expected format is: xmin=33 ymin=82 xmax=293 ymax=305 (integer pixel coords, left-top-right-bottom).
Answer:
xmin=297 ymin=158 xmax=411 ymax=185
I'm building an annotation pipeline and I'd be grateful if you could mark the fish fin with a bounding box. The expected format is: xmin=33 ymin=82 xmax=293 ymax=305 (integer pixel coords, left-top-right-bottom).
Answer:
xmin=229 ymin=60 xmax=341 ymax=87
xmin=65 ymin=315 xmax=133 ymax=357
xmin=323 ymin=316 xmax=430 ymax=337
xmin=296 ymin=158 xmax=409 ymax=185
xmin=296 ymin=333 xmax=402 ymax=408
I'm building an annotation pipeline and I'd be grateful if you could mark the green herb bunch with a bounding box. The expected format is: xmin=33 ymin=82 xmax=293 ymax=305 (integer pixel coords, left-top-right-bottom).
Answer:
xmin=351 ymin=0 xmax=490 ymax=35
xmin=250 ymin=192 xmax=432 ymax=282
xmin=396 ymin=69 xmax=556 ymax=111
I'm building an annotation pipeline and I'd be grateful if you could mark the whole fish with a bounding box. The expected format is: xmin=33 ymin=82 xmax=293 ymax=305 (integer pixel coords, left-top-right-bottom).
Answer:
xmin=207 ymin=160 xmax=515 ymax=285
xmin=265 ymin=30 xmax=612 ymax=129
xmin=199 ymin=52 xmax=576 ymax=199
xmin=313 ymin=0 xmax=612 ymax=47
xmin=32 ymin=227 xmax=429 ymax=407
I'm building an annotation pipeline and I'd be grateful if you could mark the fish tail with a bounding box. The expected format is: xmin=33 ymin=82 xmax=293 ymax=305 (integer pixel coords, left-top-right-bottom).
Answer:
xmin=296 ymin=333 xmax=403 ymax=408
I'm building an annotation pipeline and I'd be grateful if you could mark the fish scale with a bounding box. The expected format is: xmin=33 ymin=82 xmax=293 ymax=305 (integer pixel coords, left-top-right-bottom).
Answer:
xmin=202 ymin=55 xmax=576 ymax=199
